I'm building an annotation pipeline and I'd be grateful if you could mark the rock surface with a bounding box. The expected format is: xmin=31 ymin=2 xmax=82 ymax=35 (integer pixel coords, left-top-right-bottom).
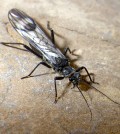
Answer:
xmin=0 ymin=0 xmax=120 ymax=134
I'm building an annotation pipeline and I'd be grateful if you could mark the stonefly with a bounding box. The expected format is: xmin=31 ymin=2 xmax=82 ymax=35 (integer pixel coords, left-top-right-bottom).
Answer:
xmin=1 ymin=9 xmax=120 ymax=120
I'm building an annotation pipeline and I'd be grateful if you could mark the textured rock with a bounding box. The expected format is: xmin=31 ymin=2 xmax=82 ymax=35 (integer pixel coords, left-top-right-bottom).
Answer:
xmin=0 ymin=0 xmax=120 ymax=134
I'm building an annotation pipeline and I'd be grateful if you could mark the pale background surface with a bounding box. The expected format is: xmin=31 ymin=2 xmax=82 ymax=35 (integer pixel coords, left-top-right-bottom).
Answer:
xmin=0 ymin=0 xmax=120 ymax=134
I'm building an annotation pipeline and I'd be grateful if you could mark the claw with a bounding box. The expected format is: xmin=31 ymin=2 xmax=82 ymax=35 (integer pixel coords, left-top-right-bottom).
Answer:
xmin=54 ymin=98 xmax=58 ymax=104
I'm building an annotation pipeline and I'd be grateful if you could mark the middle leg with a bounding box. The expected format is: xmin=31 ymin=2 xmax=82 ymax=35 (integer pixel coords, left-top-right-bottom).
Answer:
xmin=21 ymin=61 xmax=51 ymax=79
xmin=54 ymin=76 xmax=64 ymax=103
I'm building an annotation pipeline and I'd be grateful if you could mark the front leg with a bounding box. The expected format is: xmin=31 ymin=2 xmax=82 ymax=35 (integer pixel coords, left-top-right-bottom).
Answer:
xmin=76 ymin=66 xmax=99 ymax=84
xmin=54 ymin=76 xmax=64 ymax=103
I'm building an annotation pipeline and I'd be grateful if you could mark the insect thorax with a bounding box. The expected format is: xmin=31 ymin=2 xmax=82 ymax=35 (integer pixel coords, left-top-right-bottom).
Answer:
xmin=53 ymin=57 xmax=75 ymax=77
xmin=61 ymin=66 xmax=75 ymax=77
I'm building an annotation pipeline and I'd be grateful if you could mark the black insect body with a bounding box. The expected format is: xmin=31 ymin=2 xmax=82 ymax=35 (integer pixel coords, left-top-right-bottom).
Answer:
xmin=1 ymin=9 xmax=120 ymax=120
xmin=7 ymin=8 xmax=89 ymax=101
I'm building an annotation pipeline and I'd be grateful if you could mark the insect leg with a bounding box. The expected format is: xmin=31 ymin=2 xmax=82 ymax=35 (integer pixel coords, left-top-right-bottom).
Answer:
xmin=64 ymin=47 xmax=72 ymax=55
xmin=0 ymin=42 xmax=43 ymax=58
xmin=54 ymin=76 xmax=64 ymax=103
xmin=47 ymin=21 xmax=55 ymax=44
xmin=0 ymin=42 xmax=27 ymax=51
xmin=76 ymin=66 xmax=98 ymax=84
xmin=21 ymin=62 xmax=51 ymax=79
xmin=64 ymin=48 xmax=79 ymax=57
xmin=24 ymin=44 xmax=42 ymax=58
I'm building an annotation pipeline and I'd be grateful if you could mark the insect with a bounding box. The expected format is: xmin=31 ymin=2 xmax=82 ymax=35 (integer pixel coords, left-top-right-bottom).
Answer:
xmin=1 ymin=9 xmax=120 ymax=120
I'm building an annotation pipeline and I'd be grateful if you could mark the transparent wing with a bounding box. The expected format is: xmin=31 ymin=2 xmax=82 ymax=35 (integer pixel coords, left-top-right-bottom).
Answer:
xmin=8 ymin=8 xmax=67 ymax=66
